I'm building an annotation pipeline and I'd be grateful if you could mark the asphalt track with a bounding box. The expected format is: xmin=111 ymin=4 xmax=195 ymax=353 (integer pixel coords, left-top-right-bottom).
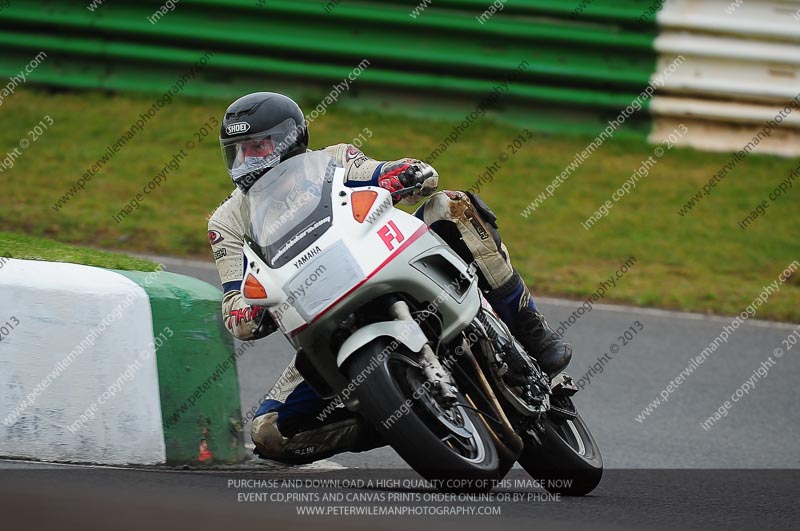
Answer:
xmin=3 ymin=255 xmax=798 ymax=530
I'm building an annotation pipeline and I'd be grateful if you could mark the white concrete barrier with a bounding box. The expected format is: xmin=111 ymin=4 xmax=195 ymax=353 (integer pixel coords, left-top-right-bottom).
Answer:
xmin=0 ymin=259 xmax=166 ymax=465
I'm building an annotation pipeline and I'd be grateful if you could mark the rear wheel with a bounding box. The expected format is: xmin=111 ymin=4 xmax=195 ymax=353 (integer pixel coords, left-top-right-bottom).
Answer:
xmin=345 ymin=339 xmax=501 ymax=489
xmin=517 ymin=398 xmax=603 ymax=496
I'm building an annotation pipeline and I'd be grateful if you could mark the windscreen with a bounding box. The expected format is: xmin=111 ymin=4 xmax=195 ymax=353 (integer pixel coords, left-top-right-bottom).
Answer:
xmin=243 ymin=151 xmax=337 ymax=268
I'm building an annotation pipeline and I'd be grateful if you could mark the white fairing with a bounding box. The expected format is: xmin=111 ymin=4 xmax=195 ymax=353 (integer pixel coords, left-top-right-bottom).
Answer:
xmin=242 ymin=154 xmax=429 ymax=334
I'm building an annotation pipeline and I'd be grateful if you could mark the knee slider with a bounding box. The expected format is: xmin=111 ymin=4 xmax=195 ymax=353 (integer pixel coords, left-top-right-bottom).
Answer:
xmin=251 ymin=412 xmax=289 ymax=459
xmin=423 ymin=190 xmax=470 ymax=221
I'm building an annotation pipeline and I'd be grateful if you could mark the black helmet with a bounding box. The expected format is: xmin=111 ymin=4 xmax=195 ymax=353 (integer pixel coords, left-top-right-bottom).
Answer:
xmin=219 ymin=92 xmax=309 ymax=192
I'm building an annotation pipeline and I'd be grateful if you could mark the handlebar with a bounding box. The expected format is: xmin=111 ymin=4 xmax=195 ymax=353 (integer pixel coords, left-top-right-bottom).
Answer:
xmin=390 ymin=183 xmax=423 ymax=200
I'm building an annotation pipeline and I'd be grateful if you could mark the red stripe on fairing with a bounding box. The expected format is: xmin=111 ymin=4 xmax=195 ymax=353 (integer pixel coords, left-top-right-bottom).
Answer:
xmin=289 ymin=224 xmax=429 ymax=336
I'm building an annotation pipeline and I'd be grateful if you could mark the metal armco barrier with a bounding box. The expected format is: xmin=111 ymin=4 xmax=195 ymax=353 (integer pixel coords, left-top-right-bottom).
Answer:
xmin=0 ymin=0 xmax=658 ymax=136
xmin=3 ymin=1 xmax=795 ymax=153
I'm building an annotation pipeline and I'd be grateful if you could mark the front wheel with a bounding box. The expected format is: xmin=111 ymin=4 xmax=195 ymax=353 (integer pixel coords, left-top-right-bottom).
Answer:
xmin=345 ymin=339 xmax=502 ymax=488
xmin=517 ymin=398 xmax=603 ymax=496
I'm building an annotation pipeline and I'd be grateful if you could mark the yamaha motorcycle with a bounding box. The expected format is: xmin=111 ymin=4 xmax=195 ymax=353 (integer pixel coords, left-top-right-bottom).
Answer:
xmin=240 ymin=151 xmax=602 ymax=495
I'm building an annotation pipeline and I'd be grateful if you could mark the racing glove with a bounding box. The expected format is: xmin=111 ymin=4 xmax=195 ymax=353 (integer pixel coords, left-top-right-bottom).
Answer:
xmin=377 ymin=159 xmax=438 ymax=205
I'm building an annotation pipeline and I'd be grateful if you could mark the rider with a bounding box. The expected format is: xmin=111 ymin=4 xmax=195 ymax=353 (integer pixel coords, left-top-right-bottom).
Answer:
xmin=208 ymin=92 xmax=572 ymax=464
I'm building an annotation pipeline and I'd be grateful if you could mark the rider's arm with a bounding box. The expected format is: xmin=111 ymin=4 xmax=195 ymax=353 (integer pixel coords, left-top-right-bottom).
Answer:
xmin=208 ymin=198 xmax=274 ymax=341
xmin=321 ymin=143 xmax=438 ymax=205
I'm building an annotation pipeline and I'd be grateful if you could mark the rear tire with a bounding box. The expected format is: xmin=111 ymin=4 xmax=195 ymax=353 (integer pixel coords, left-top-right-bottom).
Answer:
xmin=517 ymin=405 xmax=603 ymax=496
xmin=345 ymin=339 xmax=501 ymax=490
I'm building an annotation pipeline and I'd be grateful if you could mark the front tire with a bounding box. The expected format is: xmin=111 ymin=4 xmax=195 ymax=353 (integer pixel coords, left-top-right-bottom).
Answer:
xmin=344 ymin=339 xmax=501 ymax=488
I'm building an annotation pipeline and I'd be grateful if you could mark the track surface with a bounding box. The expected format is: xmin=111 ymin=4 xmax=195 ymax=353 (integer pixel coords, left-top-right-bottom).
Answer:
xmin=3 ymin=255 xmax=799 ymax=530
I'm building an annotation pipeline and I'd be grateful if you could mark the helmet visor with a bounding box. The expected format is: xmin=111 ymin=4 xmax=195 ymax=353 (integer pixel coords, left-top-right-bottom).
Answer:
xmin=221 ymin=118 xmax=302 ymax=180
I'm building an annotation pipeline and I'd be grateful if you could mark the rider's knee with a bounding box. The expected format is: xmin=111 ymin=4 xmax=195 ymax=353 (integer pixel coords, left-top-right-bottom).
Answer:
xmin=425 ymin=190 xmax=503 ymax=250
xmin=251 ymin=411 xmax=290 ymax=460
xmin=420 ymin=190 xmax=471 ymax=222
xmin=419 ymin=190 xmax=514 ymax=290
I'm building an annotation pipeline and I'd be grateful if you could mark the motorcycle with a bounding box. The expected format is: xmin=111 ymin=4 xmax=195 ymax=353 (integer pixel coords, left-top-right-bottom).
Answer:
xmin=240 ymin=151 xmax=602 ymax=495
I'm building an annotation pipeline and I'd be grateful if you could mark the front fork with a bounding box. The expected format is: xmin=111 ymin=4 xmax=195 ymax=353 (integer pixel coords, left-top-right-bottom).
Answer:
xmin=388 ymin=300 xmax=458 ymax=402
xmin=389 ymin=299 xmax=524 ymax=459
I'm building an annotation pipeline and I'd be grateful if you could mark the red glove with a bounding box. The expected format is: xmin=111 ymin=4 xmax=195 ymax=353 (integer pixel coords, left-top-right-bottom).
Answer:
xmin=377 ymin=159 xmax=417 ymax=193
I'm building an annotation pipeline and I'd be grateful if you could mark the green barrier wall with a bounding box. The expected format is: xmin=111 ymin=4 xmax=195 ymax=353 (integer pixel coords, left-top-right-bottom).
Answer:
xmin=0 ymin=0 xmax=658 ymax=135
xmin=116 ymin=270 xmax=246 ymax=465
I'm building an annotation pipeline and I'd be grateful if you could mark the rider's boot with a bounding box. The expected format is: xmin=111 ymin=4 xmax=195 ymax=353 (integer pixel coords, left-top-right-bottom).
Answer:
xmin=485 ymin=270 xmax=572 ymax=376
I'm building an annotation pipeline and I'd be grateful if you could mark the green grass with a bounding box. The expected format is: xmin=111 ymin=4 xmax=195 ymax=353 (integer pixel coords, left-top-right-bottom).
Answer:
xmin=1 ymin=87 xmax=798 ymax=321
xmin=0 ymin=232 xmax=159 ymax=272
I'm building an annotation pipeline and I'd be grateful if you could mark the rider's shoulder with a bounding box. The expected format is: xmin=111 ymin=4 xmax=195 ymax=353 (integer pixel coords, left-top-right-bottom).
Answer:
xmin=319 ymin=143 xmax=364 ymax=164
xmin=209 ymin=188 xmax=244 ymax=225
xmin=319 ymin=143 xmax=349 ymax=154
